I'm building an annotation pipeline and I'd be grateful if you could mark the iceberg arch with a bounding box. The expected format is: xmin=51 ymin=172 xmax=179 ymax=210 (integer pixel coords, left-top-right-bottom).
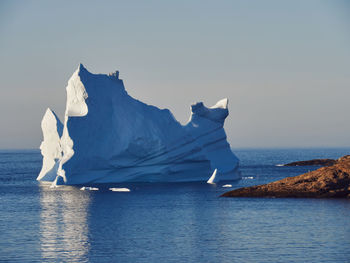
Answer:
xmin=37 ymin=64 xmax=240 ymax=186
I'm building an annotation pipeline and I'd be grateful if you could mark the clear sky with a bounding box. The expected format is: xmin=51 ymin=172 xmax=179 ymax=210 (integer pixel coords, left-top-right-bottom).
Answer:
xmin=0 ymin=0 xmax=349 ymax=149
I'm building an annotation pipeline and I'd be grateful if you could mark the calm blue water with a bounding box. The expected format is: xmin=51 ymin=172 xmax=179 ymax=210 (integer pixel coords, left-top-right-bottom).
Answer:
xmin=1 ymin=148 xmax=350 ymax=263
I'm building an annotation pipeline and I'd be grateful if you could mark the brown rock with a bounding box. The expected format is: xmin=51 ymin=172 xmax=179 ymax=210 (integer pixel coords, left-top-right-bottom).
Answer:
xmin=283 ymin=158 xmax=336 ymax=166
xmin=222 ymin=155 xmax=350 ymax=198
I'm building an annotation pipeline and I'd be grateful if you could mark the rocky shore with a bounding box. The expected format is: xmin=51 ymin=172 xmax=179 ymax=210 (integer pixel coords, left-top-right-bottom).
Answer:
xmin=222 ymin=155 xmax=350 ymax=199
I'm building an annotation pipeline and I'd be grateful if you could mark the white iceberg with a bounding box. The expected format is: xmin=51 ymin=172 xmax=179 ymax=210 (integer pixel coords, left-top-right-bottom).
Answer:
xmin=37 ymin=64 xmax=240 ymax=186
xmin=109 ymin=188 xmax=131 ymax=192
xmin=80 ymin=186 xmax=99 ymax=191
xmin=207 ymin=169 xmax=217 ymax=184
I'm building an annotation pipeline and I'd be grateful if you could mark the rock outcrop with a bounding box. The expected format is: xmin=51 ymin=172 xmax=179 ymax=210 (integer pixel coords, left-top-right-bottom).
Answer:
xmin=222 ymin=155 xmax=350 ymax=198
xmin=283 ymin=158 xmax=336 ymax=166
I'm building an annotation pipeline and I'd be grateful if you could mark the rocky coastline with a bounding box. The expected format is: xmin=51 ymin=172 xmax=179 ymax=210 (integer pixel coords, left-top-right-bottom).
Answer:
xmin=222 ymin=155 xmax=350 ymax=199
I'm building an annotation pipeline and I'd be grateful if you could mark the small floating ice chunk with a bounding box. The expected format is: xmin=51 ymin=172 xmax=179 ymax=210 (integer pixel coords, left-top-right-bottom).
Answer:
xmin=109 ymin=188 xmax=130 ymax=192
xmin=207 ymin=169 xmax=217 ymax=184
xmin=222 ymin=184 xmax=232 ymax=188
xmin=242 ymin=176 xmax=254 ymax=179
xmin=80 ymin=186 xmax=99 ymax=191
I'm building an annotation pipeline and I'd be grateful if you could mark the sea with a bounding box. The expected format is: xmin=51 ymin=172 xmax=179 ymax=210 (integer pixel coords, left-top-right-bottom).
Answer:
xmin=0 ymin=148 xmax=350 ymax=263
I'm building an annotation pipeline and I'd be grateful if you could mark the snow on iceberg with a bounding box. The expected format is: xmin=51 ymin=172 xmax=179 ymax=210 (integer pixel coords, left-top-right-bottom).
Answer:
xmin=37 ymin=64 xmax=240 ymax=186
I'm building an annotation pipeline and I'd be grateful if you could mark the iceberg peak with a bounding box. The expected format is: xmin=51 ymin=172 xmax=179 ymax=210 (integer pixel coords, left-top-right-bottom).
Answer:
xmin=37 ymin=108 xmax=63 ymax=181
xmin=211 ymin=98 xmax=228 ymax=109
xmin=189 ymin=98 xmax=229 ymax=125
xmin=108 ymin=70 xmax=120 ymax=80
xmin=78 ymin=63 xmax=87 ymax=73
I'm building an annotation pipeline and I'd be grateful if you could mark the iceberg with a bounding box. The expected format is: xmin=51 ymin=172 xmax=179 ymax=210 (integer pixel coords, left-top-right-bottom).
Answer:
xmin=109 ymin=188 xmax=131 ymax=192
xmin=80 ymin=186 xmax=99 ymax=191
xmin=207 ymin=169 xmax=217 ymax=184
xmin=37 ymin=64 xmax=240 ymax=186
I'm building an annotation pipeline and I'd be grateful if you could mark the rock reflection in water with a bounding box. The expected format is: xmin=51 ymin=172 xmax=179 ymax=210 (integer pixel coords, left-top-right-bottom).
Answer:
xmin=39 ymin=183 xmax=91 ymax=262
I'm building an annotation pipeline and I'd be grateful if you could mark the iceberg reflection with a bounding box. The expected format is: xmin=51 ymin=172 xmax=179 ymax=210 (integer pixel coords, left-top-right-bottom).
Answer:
xmin=39 ymin=183 xmax=91 ymax=262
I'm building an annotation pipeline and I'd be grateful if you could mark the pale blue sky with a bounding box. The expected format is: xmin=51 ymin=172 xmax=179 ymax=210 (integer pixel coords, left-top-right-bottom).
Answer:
xmin=0 ymin=0 xmax=349 ymax=148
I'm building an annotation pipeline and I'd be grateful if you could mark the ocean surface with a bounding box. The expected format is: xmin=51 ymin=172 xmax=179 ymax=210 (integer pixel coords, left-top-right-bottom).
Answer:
xmin=1 ymin=148 xmax=350 ymax=263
